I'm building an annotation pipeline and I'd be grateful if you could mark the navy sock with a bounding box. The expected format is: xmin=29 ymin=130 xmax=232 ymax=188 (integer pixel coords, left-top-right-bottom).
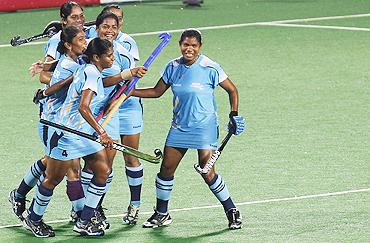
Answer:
xmin=125 ymin=164 xmax=143 ymax=206
xmin=29 ymin=184 xmax=53 ymax=222
xmin=16 ymin=159 xmax=46 ymax=198
xmin=155 ymin=173 xmax=174 ymax=214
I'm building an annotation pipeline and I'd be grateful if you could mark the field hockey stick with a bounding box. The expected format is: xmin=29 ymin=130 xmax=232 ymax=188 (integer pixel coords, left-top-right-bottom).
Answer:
xmin=10 ymin=21 xmax=62 ymax=46
xmin=10 ymin=20 xmax=96 ymax=47
xmin=40 ymin=119 xmax=162 ymax=164
xmin=194 ymin=131 xmax=234 ymax=174
xmin=98 ymin=32 xmax=172 ymax=126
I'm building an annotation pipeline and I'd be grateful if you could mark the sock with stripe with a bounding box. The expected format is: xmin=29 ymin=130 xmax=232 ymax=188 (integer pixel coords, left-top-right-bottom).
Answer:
xmin=125 ymin=164 xmax=143 ymax=206
xmin=16 ymin=159 xmax=46 ymax=199
xmin=29 ymin=183 xmax=53 ymax=222
xmin=207 ymin=174 xmax=236 ymax=212
xmin=155 ymin=173 xmax=174 ymax=214
xmin=81 ymin=169 xmax=93 ymax=197
xmin=80 ymin=178 xmax=106 ymax=221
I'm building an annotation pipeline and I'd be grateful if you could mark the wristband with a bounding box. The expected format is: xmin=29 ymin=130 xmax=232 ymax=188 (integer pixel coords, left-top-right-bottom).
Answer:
xmin=120 ymin=69 xmax=133 ymax=80
xmin=42 ymin=89 xmax=47 ymax=97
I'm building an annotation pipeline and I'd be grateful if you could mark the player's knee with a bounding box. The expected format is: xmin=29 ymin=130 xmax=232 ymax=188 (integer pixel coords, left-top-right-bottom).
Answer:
xmin=43 ymin=176 xmax=64 ymax=188
xmin=124 ymin=155 xmax=140 ymax=167
xmin=94 ymin=162 xmax=110 ymax=183
xmin=201 ymin=170 xmax=216 ymax=183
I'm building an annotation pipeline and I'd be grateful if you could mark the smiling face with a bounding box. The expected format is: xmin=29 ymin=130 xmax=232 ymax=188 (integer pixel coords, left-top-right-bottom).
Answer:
xmin=63 ymin=6 xmax=85 ymax=28
xmin=96 ymin=17 xmax=118 ymax=42
xmin=108 ymin=8 xmax=123 ymax=30
xmin=180 ymin=36 xmax=202 ymax=65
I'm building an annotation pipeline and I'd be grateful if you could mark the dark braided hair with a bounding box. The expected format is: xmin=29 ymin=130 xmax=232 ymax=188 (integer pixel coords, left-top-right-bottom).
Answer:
xmin=60 ymin=1 xmax=83 ymax=20
xmin=57 ymin=25 xmax=83 ymax=54
xmin=83 ymin=38 xmax=112 ymax=63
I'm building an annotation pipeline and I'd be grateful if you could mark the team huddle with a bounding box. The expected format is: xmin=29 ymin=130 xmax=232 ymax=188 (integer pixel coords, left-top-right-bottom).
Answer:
xmin=8 ymin=1 xmax=246 ymax=238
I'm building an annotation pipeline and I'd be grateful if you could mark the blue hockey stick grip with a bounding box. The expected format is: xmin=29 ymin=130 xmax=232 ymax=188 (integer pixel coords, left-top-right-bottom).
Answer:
xmin=124 ymin=32 xmax=171 ymax=94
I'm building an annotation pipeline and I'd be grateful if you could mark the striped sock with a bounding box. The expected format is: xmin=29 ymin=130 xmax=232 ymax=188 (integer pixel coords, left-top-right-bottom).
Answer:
xmin=80 ymin=178 xmax=106 ymax=221
xmin=81 ymin=169 xmax=93 ymax=197
xmin=155 ymin=173 xmax=174 ymax=214
xmin=97 ymin=170 xmax=114 ymax=207
xmin=16 ymin=159 xmax=46 ymax=198
xmin=208 ymin=174 xmax=235 ymax=212
xmin=125 ymin=164 xmax=143 ymax=206
xmin=29 ymin=183 xmax=53 ymax=222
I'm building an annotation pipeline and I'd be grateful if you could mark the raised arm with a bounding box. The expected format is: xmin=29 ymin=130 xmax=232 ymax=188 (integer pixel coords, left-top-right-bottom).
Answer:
xmin=131 ymin=78 xmax=169 ymax=98
xmin=102 ymin=66 xmax=147 ymax=87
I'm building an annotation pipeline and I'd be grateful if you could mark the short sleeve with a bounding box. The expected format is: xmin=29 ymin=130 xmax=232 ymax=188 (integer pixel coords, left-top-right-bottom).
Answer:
xmin=161 ymin=62 xmax=174 ymax=85
xmin=210 ymin=64 xmax=228 ymax=87
xmin=82 ymin=66 xmax=99 ymax=93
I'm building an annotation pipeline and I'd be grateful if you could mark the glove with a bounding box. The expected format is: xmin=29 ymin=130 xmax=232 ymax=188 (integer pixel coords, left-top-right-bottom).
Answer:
xmin=33 ymin=88 xmax=47 ymax=104
xmin=228 ymin=111 xmax=245 ymax=135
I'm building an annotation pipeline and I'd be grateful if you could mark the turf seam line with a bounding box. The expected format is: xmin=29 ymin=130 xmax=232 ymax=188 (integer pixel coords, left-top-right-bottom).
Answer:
xmin=1 ymin=187 xmax=369 ymax=229
xmin=1 ymin=13 xmax=370 ymax=48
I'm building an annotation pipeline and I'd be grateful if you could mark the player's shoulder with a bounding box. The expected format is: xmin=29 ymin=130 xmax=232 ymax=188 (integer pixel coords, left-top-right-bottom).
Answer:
xmin=114 ymin=41 xmax=133 ymax=58
xmin=84 ymin=64 xmax=100 ymax=76
xmin=48 ymin=31 xmax=61 ymax=42
xmin=60 ymin=55 xmax=79 ymax=70
xmin=84 ymin=25 xmax=97 ymax=39
xmin=167 ymin=56 xmax=183 ymax=68
xmin=117 ymin=32 xmax=137 ymax=44
xmin=198 ymin=54 xmax=220 ymax=69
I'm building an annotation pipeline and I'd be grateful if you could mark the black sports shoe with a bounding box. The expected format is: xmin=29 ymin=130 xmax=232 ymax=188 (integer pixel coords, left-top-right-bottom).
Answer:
xmin=122 ymin=204 xmax=140 ymax=225
xmin=8 ymin=189 xmax=26 ymax=220
xmin=91 ymin=206 xmax=110 ymax=230
xmin=142 ymin=209 xmax=172 ymax=228
xmin=226 ymin=208 xmax=242 ymax=230
xmin=70 ymin=208 xmax=80 ymax=223
xmin=23 ymin=214 xmax=55 ymax=238
xmin=73 ymin=219 xmax=105 ymax=236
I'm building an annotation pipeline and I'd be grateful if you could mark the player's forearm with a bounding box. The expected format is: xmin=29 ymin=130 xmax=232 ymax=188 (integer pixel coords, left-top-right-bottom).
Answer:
xmin=78 ymin=105 xmax=105 ymax=135
xmin=131 ymin=88 xmax=160 ymax=98
xmin=103 ymin=69 xmax=134 ymax=87
xmin=44 ymin=76 xmax=73 ymax=96
xmin=228 ymin=88 xmax=239 ymax=112
xmin=39 ymin=71 xmax=51 ymax=85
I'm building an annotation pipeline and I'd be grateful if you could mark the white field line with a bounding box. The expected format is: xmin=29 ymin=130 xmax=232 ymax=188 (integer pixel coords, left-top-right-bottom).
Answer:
xmin=257 ymin=22 xmax=370 ymax=32
xmin=1 ymin=13 xmax=370 ymax=48
xmin=1 ymin=187 xmax=369 ymax=229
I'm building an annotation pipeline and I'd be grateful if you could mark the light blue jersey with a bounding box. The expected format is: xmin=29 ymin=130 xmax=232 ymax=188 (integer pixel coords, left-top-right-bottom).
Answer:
xmin=96 ymin=41 xmax=133 ymax=115
xmin=40 ymin=54 xmax=82 ymax=155
xmin=60 ymin=64 xmax=105 ymax=132
xmin=94 ymin=41 xmax=134 ymax=139
xmin=116 ymin=31 xmax=140 ymax=61
xmin=162 ymin=54 xmax=228 ymax=149
xmin=42 ymin=54 xmax=82 ymax=122
xmin=44 ymin=31 xmax=61 ymax=60
xmin=49 ymin=64 xmax=105 ymax=160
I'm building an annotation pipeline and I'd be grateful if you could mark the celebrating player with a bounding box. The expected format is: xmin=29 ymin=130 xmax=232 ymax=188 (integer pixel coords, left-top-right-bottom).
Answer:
xmin=20 ymin=25 xmax=89 ymax=237
xmin=131 ymin=29 xmax=245 ymax=230
xmin=86 ymin=5 xmax=144 ymax=225
xmin=8 ymin=1 xmax=92 ymax=223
